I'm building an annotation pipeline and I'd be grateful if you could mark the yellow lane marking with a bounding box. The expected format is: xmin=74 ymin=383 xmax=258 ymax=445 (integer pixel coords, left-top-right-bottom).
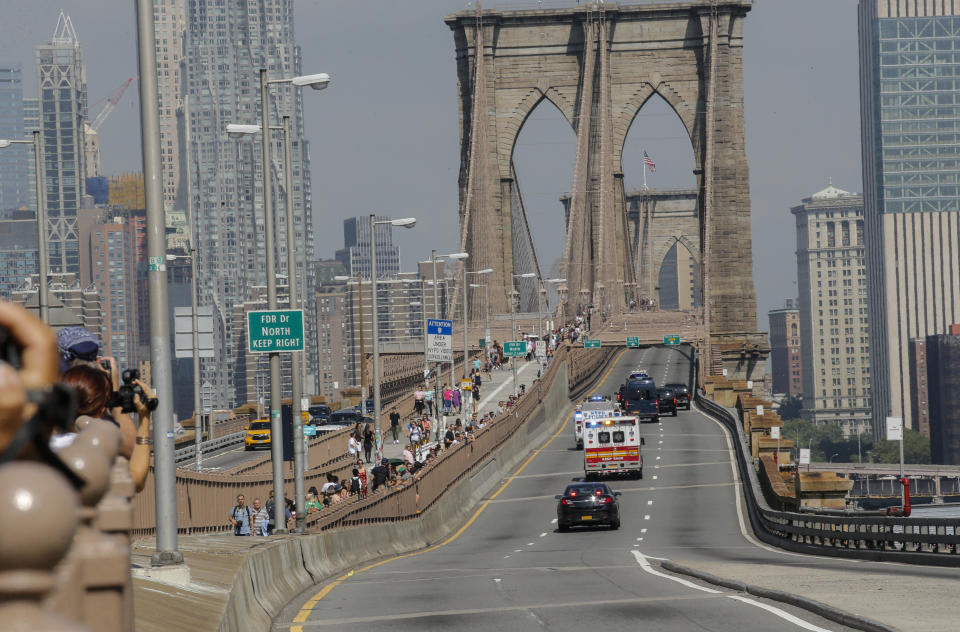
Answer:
xmin=290 ymin=349 xmax=629 ymax=629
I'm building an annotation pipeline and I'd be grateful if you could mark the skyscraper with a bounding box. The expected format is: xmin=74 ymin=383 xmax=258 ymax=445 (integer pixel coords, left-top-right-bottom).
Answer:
xmin=184 ymin=0 xmax=314 ymax=406
xmin=768 ymin=299 xmax=804 ymax=399
xmin=153 ymin=0 xmax=186 ymax=213
xmin=335 ymin=216 xmax=402 ymax=280
xmin=36 ymin=12 xmax=87 ymax=275
xmin=791 ymin=184 xmax=872 ymax=436
xmin=0 ymin=65 xmax=29 ymax=212
xmin=859 ymin=1 xmax=960 ymax=435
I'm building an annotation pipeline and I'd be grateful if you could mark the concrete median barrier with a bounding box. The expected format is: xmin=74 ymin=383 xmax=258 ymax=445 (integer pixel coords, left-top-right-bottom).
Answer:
xmin=133 ymin=348 xmax=613 ymax=632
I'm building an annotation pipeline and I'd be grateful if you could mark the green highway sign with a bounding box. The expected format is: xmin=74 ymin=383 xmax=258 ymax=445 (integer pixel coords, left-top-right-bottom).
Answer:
xmin=584 ymin=339 xmax=601 ymax=349
xmin=247 ymin=309 xmax=305 ymax=353
xmin=504 ymin=341 xmax=526 ymax=357
xmin=663 ymin=335 xmax=681 ymax=345
xmin=626 ymin=336 xmax=640 ymax=348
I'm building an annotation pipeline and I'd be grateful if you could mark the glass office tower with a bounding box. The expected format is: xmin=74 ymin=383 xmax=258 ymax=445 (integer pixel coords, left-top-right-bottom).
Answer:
xmin=859 ymin=0 xmax=960 ymax=436
xmin=35 ymin=12 xmax=87 ymax=275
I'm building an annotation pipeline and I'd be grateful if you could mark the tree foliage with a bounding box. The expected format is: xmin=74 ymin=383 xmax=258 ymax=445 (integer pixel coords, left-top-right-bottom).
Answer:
xmin=869 ymin=428 xmax=931 ymax=465
xmin=782 ymin=418 xmax=873 ymax=463
xmin=776 ymin=396 xmax=803 ymax=421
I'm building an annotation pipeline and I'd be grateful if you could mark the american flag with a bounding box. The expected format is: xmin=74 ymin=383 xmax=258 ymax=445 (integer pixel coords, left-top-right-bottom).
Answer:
xmin=643 ymin=151 xmax=656 ymax=173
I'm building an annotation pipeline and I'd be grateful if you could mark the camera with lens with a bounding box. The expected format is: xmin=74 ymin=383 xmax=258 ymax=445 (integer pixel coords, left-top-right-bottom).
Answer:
xmin=114 ymin=368 xmax=159 ymax=414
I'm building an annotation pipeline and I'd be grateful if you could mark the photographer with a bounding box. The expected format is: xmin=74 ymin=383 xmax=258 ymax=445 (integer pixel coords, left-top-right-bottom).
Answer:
xmin=58 ymin=360 xmax=156 ymax=492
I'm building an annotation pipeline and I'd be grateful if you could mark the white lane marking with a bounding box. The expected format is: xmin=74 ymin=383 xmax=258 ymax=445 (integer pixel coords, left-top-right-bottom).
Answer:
xmin=550 ymin=518 xmax=558 ymax=524
xmin=655 ymin=465 xmax=660 ymax=469
xmin=644 ymin=515 xmax=651 ymax=520
xmin=504 ymin=555 xmax=510 ymax=559
xmin=694 ymin=404 xmax=827 ymax=561
xmin=647 ymin=500 xmax=654 ymax=505
xmin=514 ymin=549 xmax=522 ymax=552
xmin=539 ymin=532 xmax=547 ymax=537
xmin=527 ymin=542 xmax=534 ymax=546
xmin=658 ymin=440 xmax=663 ymax=444
xmin=631 ymin=550 xmax=720 ymax=594
xmin=727 ymin=596 xmax=833 ymax=632
xmin=640 ymin=528 xmax=647 ymax=534
xmin=494 ymin=578 xmax=502 ymax=583
xmin=652 ymin=475 xmax=658 ymax=480
xmin=656 ymin=456 xmax=661 ymax=460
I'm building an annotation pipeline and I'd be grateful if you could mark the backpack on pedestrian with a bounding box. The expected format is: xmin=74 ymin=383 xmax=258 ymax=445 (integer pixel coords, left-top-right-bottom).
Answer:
xmin=350 ymin=475 xmax=362 ymax=495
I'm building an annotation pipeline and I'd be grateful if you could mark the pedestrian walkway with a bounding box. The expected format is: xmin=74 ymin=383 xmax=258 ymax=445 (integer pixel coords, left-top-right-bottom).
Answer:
xmin=376 ymin=358 xmax=544 ymax=463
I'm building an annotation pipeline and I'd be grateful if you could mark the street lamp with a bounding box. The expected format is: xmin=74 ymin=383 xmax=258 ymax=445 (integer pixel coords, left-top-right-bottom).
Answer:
xmin=540 ymin=278 xmax=566 ymax=368
xmin=0 ymin=132 xmax=48 ymax=323
xmin=463 ymin=268 xmax=493 ymax=384
xmin=430 ymin=251 xmax=468 ymax=397
xmin=334 ymin=275 xmax=368 ymax=405
xmin=225 ymin=67 xmax=331 ymax=534
xmin=166 ymin=250 xmax=202 ymax=469
xmin=469 ymin=282 xmax=491 ymax=354
xmin=369 ymin=215 xmax=416 ymax=458
xmin=510 ymin=272 xmax=537 ymax=396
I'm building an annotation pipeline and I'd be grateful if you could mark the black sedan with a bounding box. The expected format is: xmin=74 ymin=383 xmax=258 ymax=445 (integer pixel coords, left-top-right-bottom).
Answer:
xmin=657 ymin=388 xmax=678 ymax=417
xmin=556 ymin=483 xmax=621 ymax=530
xmin=664 ymin=383 xmax=691 ymax=410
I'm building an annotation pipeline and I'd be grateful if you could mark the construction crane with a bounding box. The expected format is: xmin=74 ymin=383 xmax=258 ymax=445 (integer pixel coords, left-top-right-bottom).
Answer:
xmin=89 ymin=77 xmax=135 ymax=132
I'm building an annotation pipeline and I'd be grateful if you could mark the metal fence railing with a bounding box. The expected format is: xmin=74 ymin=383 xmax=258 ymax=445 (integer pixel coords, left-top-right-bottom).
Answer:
xmin=696 ymin=392 xmax=960 ymax=565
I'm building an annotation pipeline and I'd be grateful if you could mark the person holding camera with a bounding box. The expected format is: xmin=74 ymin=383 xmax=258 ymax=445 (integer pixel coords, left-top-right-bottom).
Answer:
xmin=58 ymin=359 xmax=156 ymax=492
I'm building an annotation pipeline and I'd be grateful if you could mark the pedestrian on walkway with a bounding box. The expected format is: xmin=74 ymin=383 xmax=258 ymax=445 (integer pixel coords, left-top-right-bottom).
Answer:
xmin=389 ymin=408 xmax=401 ymax=444
xmin=252 ymin=497 xmax=270 ymax=535
xmin=362 ymin=423 xmax=375 ymax=463
xmin=230 ymin=494 xmax=253 ymax=536
xmin=424 ymin=387 xmax=434 ymax=417
xmin=421 ymin=415 xmax=431 ymax=444
xmin=414 ymin=386 xmax=425 ymax=415
xmin=371 ymin=458 xmax=389 ymax=492
xmin=452 ymin=387 xmax=461 ymax=413
xmin=442 ymin=384 xmax=453 ymax=415
xmin=408 ymin=419 xmax=422 ymax=450
xmin=348 ymin=432 xmax=361 ymax=459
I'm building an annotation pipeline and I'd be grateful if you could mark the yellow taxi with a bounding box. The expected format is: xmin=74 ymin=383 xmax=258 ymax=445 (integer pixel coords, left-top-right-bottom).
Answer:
xmin=244 ymin=419 xmax=272 ymax=450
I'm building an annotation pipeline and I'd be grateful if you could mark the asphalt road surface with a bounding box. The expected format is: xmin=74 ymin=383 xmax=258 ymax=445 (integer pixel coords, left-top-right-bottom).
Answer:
xmin=276 ymin=346 xmax=866 ymax=632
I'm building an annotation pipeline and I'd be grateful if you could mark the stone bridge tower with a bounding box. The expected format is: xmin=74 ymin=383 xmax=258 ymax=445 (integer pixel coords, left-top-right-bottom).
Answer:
xmin=446 ymin=1 xmax=766 ymax=366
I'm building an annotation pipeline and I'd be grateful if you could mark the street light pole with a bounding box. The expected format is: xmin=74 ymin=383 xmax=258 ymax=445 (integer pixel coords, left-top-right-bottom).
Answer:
xmin=258 ymin=68 xmax=286 ymax=534
xmin=31 ymin=132 xmax=49 ymax=323
xmin=135 ymin=0 xmax=181 ymax=566
xmin=369 ymin=217 xmax=415 ymax=460
xmin=282 ymin=115 xmax=306 ymax=533
xmin=510 ymin=275 xmax=518 ymax=397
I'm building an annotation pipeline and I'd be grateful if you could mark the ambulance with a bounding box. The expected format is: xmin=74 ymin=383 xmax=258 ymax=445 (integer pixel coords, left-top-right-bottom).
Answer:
xmin=583 ymin=414 xmax=644 ymax=480
xmin=574 ymin=396 xmax=617 ymax=449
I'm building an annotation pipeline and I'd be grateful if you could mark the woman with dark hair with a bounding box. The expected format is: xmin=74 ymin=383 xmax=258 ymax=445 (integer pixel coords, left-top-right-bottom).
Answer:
xmin=362 ymin=422 xmax=374 ymax=463
xmin=58 ymin=359 xmax=155 ymax=492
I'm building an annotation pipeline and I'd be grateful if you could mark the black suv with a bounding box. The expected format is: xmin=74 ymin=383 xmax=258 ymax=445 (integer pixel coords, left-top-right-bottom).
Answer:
xmin=663 ymin=383 xmax=691 ymax=410
xmin=656 ymin=388 xmax=678 ymax=417
xmin=308 ymin=404 xmax=331 ymax=424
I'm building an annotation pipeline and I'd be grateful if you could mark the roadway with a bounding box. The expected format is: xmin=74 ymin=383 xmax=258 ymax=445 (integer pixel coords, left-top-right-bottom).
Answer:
xmin=275 ymin=346 xmax=866 ymax=632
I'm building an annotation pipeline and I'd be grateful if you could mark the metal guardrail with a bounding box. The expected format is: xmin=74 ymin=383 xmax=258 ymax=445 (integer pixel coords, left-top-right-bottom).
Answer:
xmin=696 ymin=391 xmax=960 ymax=566
xmin=173 ymin=431 xmax=247 ymax=464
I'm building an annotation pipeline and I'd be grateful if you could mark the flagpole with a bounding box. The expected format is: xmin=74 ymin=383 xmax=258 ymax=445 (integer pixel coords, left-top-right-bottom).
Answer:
xmin=643 ymin=158 xmax=647 ymax=189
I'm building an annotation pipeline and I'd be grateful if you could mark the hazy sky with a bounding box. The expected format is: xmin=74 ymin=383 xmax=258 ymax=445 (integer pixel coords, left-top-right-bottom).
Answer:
xmin=0 ymin=0 xmax=863 ymax=329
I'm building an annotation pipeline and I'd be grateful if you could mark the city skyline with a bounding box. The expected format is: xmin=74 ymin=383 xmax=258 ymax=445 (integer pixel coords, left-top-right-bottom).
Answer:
xmin=0 ymin=1 xmax=862 ymax=321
